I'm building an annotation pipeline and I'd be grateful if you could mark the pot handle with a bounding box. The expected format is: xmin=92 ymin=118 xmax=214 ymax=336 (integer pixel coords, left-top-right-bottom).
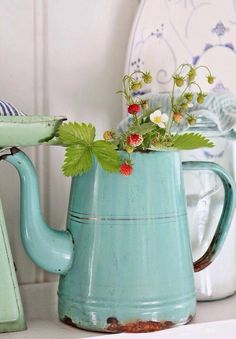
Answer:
xmin=182 ymin=161 xmax=236 ymax=272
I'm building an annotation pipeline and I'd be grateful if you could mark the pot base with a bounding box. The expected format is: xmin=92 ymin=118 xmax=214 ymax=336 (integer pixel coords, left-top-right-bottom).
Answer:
xmin=61 ymin=314 xmax=193 ymax=333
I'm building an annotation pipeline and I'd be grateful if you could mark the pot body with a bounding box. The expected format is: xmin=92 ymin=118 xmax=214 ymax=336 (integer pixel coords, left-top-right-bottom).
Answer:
xmin=58 ymin=151 xmax=196 ymax=332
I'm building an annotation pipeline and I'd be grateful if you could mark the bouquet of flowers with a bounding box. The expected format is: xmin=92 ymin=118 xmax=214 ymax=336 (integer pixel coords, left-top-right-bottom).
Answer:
xmin=58 ymin=64 xmax=215 ymax=176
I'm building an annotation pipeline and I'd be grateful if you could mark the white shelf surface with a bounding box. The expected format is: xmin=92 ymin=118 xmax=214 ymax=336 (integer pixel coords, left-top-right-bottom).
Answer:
xmin=1 ymin=282 xmax=236 ymax=338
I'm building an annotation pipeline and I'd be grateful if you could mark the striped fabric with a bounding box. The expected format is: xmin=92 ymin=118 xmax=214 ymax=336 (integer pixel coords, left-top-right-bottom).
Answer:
xmin=146 ymin=90 xmax=236 ymax=135
xmin=118 ymin=90 xmax=236 ymax=136
xmin=0 ymin=100 xmax=25 ymax=116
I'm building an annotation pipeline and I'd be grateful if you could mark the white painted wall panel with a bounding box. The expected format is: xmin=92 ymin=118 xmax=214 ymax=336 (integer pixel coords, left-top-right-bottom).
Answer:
xmin=45 ymin=0 xmax=140 ymax=246
xmin=0 ymin=0 xmax=139 ymax=283
xmin=0 ymin=1 xmax=40 ymax=283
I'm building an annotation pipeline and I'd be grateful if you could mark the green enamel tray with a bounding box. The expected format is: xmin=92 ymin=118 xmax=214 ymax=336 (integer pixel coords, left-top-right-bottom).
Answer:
xmin=0 ymin=116 xmax=66 ymax=147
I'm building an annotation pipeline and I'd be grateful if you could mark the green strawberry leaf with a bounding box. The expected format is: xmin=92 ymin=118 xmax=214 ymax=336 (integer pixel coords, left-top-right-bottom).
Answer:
xmin=130 ymin=122 xmax=156 ymax=135
xmin=173 ymin=133 xmax=214 ymax=150
xmin=62 ymin=143 xmax=93 ymax=176
xmin=58 ymin=122 xmax=96 ymax=145
xmin=93 ymin=140 xmax=121 ymax=172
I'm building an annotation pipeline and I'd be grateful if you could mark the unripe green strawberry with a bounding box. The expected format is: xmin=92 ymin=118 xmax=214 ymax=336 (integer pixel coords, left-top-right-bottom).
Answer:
xmin=140 ymin=100 xmax=149 ymax=110
xmin=197 ymin=93 xmax=206 ymax=104
xmin=125 ymin=145 xmax=134 ymax=154
xmin=188 ymin=116 xmax=197 ymax=125
xmin=180 ymin=102 xmax=188 ymax=111
xmin=131 ymin=81 xmax=142 ymax=91
xmin=143 ymin=72 xmax=152 ymax=84
xmin=188 ymin=67 xmax=196 ymax=82
xmin=185 ymin=92 xmax=193 ymax=102
xmin=207 ymin=75 xmax=215 ymax=84
xmin=103 ymin=130 xmax=113 ymax=141
xmin=173 ymin=75 xmax=184 ymax=87
xmin=150 ymin=138 xmax=158 ymax=146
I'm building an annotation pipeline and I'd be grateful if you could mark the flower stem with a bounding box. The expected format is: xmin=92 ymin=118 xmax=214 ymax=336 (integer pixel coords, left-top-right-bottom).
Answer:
xmin=195 ymin=65 xmax=212 ymax=76
xmin=165 ymin=79 xmax=176 ymax=134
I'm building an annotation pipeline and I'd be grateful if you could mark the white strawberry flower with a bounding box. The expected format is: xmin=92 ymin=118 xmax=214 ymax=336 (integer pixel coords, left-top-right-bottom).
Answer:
xmin=150 ymin=110 xmax=169 ymax=128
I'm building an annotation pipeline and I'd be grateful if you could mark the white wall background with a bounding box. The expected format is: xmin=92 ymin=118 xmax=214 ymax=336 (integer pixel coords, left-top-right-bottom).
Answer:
xmin=0 ymin=0 xmax=140 ymax=283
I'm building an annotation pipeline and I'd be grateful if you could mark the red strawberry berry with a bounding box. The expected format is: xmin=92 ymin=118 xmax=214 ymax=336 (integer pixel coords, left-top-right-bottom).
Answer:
xmin=127 ymin=133 xmax=143 ymax=147
xmin=120 ymin=162 xmax=133 ymax=176
xmin=127 ymin=104 xmax=141 ymax=115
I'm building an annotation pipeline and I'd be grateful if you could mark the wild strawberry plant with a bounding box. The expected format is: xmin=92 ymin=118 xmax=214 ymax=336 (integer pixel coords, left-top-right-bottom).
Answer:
xmin=58 ymin=64 xmax=214 ymax=176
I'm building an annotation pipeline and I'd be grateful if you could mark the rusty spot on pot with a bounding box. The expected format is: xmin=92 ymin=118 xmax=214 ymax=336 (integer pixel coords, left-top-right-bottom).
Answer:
xmin=62 ymin=314 xmax=193 ymax=333
xmin=0 ymin=147 xmax=20 ymax=161
xmin=194 ymin=239 xmax=218 ymax=272
xmin=62 ymin=316 xmax=79 ymax=329
xmin=106 ymin=317 xmax=175 ymax=333
xmin=194 ymin=258 xmax=212 ymax=272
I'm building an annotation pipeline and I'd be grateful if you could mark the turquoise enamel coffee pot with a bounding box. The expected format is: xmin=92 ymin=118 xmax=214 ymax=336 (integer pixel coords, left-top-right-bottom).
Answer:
xmin=1 ymin=148 xmax=235 ymax=333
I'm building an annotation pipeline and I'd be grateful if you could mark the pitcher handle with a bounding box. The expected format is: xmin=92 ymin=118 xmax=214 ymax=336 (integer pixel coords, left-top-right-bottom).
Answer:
xmin=182 ymin=161 xmax=236 ymax=272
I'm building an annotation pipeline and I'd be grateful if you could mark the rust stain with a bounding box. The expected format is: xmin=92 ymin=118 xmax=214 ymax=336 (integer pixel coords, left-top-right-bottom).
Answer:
xmin=62 ymin=316 xmax=80 ymax=329
xmin=194 ymin=259 xmax=212 ymax=272
xmin=194 ymin=240 xmax=217 ymax=272
xmin=0 ymin=147 xmax=20 ymax=161
xmin=106 ymin=317 xmax=174 ymax=333
xmin=194 ymin=231 xmax=221 ymax=272
xmin=63 ymin=314 xmax=193 ymax=333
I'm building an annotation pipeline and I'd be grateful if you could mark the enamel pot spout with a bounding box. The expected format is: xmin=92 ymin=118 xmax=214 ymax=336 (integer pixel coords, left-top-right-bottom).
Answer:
xmin=0 ymin=148 xmax=74 ymax=274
